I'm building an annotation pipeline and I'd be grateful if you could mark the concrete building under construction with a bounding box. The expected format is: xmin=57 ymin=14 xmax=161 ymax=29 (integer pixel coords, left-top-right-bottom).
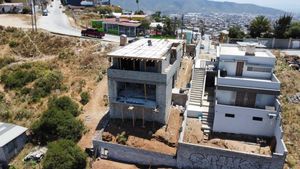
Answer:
xmin=107 ymin=39 xmax=185 ymax=124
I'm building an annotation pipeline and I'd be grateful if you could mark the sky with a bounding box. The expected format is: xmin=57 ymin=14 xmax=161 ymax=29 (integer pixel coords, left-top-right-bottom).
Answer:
xmin=212 ymin=0 xmax=300 ymax=13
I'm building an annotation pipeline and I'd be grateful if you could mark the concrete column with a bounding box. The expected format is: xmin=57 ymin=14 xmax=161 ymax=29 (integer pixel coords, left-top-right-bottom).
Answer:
xmin=288 ymin=38 xmax=292 ymax=49
xmin=272 ymin=38 xmax=276 ymax=49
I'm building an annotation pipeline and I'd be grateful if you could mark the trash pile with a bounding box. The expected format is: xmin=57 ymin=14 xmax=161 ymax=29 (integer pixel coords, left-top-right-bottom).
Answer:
xmin=23 ymin=147 xmax=48 ymax=162
xmin=287 ymin=92 xmax=300 ymax=104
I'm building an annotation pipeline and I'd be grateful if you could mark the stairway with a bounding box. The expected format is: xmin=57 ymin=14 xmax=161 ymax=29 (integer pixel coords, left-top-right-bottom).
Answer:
xmin=189 ymin=68 xmax=206 ymax=106
xmin=200 ymin=89 xmax=215 ymax=137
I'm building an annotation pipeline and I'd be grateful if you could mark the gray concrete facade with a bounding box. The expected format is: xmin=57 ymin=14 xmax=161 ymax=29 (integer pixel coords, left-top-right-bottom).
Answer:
xmin=107 ymin=39 xmax=184 ymax=124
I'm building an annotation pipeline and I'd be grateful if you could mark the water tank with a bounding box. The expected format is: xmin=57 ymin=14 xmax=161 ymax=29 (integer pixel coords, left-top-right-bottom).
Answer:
xmin=120 ymin=34 xmax=127 ymax=46
xmin=220 ymin=69 xmax=227 ymax=77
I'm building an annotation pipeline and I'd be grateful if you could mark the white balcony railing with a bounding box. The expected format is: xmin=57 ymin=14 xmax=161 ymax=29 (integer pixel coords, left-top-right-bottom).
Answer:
xmin=217 ymin=70 xmax=280 ymax=91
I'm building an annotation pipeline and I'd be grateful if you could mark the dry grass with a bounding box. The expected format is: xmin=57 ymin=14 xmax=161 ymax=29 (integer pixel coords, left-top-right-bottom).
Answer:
xmin=0 ymin=28 xmax=117 ymax=168
xmin=273 ymin=50 xmax=300 ymax=168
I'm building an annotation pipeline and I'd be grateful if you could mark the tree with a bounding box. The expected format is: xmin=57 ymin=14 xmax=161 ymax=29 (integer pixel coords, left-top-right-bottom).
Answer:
xmin=152 ymin=11 xmax=161 ymax=22
xmin=156 ymin=24 xmax=162 ymax=35
xmin=163 ymin=17 xmax=174 ymax=36
xmin=249 ymin=16 xmax=271 ymax=38
xmin=48 ymin=96 xmax=79 ymax=116
xmin=43 ymin=139 xmax=87 ymax=169
xmin=80 ymin=92 xmax=90 ymax=105
xmin=287 ymin=22 xmax=300 ymax=38
xmin=136 ymin=0 xmax=140 ymax=11
xmin=31 ymin=108 xmax=84 ymax=144
xmin=134 ymin=10 xmax=144 ymax=15
xmin=228 ymin=26 xmax=245 ymax=39
xmin=274 ymin=14 xmax=293 ymax=38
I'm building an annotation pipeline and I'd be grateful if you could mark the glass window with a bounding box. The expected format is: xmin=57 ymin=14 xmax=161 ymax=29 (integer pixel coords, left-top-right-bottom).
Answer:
xmin=253 ymin=116 xmax=263 ymax=121
xmin=225 ymin=113 xmax=235 ymax=118
xmin=247 ymin=66 xmax=272 ymax=72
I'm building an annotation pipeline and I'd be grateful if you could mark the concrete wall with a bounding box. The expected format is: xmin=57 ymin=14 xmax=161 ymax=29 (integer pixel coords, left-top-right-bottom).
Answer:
xmin=177 ymin=142 xmax=286 ymax=169
xmin=172 ymin=93 xmax=188 ymax=106
xmin=93 ymin=140 xmax=177 ymax=167
xmin=213 ymin=101 xmax=278 ymax=136
xmin=229 ymin=38 xmax=300 ymax=49
xmin=0 ymin=133 xmax=27 ymax=165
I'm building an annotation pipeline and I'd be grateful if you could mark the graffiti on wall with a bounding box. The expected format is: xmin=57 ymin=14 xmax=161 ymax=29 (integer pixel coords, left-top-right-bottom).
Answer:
xmin=189 ymin=153 xmax=271 ymax=169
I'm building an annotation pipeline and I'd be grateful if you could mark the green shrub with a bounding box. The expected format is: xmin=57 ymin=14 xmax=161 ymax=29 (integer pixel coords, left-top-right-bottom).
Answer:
xmin=9 ymin=40 xmax=19 ymax=48
xmin=1 ymin=69 xmax=37 ymax=89
xmin=30 ymin=71 xmax=63 ymax=102
xmin=97 ymin=73 xmax=103 ymax=82
xmin=43 ymin=139 xmax=87 ymax=169
xmin=0 ymin=56 xmax=15 ymax=69
xmin=80 ymin=92 xmax=90 ymax=105
xmin=14 ymin=109 xmax=32 ymax=120
xmin=0 ymin=92 xmax=4 ymax=102
xmin=48 ymin=96 xmax=79 ymax=116
xmin=31 ymin=108 xmax=84 ymax=143
xmin=22 ymin=6 xmax=31 ymax=14
xmin=0 ymin=108 xmax=11 ymax=122
xmin=116 ymin=131 xmax=127 ymax=145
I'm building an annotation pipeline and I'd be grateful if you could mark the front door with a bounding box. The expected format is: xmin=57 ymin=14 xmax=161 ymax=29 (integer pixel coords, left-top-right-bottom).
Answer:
xmin=236 ymin=61 xmax=244 ymax=76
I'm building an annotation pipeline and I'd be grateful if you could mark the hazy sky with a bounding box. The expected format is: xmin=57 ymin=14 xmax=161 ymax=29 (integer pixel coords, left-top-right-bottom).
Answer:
xmin=212 ymin=0 xmax=299 ymax=13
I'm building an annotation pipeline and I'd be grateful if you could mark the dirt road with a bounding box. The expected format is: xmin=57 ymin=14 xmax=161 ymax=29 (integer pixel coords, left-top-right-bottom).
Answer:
xmin=77 ymin=76 xmax=108 ymax=148
xmin=0 ymin=14 xmax=32 ymax=28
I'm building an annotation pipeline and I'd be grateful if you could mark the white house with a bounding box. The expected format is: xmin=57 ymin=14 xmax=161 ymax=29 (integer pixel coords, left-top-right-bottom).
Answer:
xmin=213 ymin=42 xmax=281 ymax=137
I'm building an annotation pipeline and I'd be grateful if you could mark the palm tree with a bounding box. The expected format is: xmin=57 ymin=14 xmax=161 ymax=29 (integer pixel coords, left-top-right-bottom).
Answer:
xmin=136 ymin=0 xmax=140 ymax=11
xmin=249 ymin=16 xmax=271 ymax=38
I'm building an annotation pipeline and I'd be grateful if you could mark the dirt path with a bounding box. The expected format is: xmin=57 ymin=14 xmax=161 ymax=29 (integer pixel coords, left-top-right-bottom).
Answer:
xmin=176 ymin=57 xmax=193 ymax=88
xmin=77 ymin=76 xmax=108 ymax=148
xmin=0 ymin=14 xmax=32 ymax=28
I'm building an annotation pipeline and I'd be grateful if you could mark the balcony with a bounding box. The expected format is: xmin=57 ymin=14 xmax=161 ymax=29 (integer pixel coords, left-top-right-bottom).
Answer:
xmin=108 ymin=68 xmax=167 ymax=84
xmin=217 ymin=70 xmax=280 ymax=91
xmin=215 ymin=99 xmax=281 ymax=114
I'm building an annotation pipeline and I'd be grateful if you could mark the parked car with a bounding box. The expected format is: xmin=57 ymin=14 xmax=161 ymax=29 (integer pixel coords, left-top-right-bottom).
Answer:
xmin=200 ymin=44 xmax=205 ymax=49
xmin=42 ymin=10 xmax=48 ymax=16
xmin=81 ymin=28 xmax=105 ymax=38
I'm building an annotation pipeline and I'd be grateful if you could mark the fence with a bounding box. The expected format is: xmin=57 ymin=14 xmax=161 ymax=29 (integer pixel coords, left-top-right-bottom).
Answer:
xmin=227 ymin=37 xmax=300 ymax=49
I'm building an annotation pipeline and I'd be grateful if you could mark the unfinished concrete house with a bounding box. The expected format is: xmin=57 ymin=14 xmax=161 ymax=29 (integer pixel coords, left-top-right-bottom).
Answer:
xmin=107 ymin=39 xmax=185 ymax=124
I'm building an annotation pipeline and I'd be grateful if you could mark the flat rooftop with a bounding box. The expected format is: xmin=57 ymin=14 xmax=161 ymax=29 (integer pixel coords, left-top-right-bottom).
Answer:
xmin=108 ymin=39 xmax=183 ymax=61
xmin=0 ymin=122 xmax=27 ymax=147
xmin=219 ymin=44 xmax=275 ymax=58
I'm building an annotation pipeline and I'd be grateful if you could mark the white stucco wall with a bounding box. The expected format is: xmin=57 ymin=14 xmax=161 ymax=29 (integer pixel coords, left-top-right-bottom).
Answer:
xmin=213 ymin=103 xmax=278 ymax=137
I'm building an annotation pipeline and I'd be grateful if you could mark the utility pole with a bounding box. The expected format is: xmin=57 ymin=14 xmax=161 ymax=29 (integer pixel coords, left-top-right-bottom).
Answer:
xmin=30 ymin=0 xmax=35 ymax=31
xmin=181 ymin=14 xmax=184 ymax=39
xmin=33 ymin=0 xmax=37 ymax=31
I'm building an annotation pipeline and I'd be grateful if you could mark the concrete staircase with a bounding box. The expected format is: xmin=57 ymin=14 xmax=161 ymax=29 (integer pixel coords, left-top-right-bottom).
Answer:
xmin=189 ymin=68 xmax=206 ymax=106
xmin=200 ymin=90 xmax=215 ymax=137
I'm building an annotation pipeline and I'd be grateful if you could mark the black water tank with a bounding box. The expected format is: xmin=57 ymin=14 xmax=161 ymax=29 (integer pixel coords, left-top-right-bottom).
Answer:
xmin=220 ymin=70 xmax=227 ymax=77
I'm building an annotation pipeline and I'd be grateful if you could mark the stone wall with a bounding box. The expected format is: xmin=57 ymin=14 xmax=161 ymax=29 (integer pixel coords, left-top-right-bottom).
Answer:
xmin=177 ymin=142 xmax=286 ymax=169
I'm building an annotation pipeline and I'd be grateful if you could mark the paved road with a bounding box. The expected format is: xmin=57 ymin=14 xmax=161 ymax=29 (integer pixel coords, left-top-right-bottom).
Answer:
xmin=38 ymin=0 xmax=122 ymax=42
xmin=38 ymin=0 xmax=80 ymax=36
